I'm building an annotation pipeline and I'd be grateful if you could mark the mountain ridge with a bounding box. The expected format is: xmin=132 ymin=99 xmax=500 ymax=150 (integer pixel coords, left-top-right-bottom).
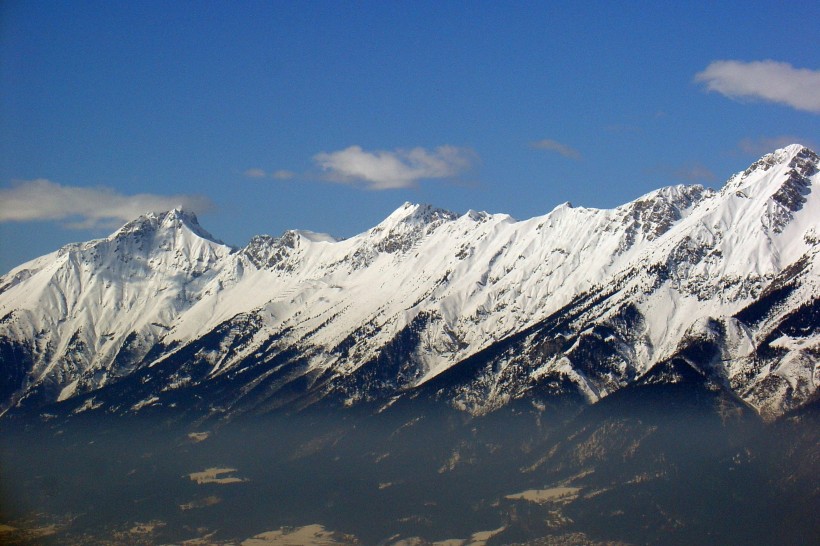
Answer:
xmin=1 ymin=144 xmax=818 ymax=421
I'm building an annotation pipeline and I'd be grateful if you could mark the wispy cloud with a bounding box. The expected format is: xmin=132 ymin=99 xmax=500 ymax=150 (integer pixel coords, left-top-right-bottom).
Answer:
xmin=313 ymin=145 xmax=476 ymax=190
xmin=695 ymin=60 xmax=820 ymax=113
xmin=0 ymin=179 xmax=213 ymax=229
xmin=530 ymin=139 xmax=581 ymax=160
xmin=646 ymin=163 xmax=717 ymax=185
xmin=243 ymin=168 xmax=267 ymax=178
xmin=243 ymin=168 xmax=296 ymax=180
xmin=670 ymin=164 xmax=717 ymax=183
xmin=738 ymin=136 xmax=818 ymax=156
xmin=271 ymin=169 xmax=295 ymax=180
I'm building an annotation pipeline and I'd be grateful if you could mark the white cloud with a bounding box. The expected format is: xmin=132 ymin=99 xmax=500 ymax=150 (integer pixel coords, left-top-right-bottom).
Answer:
xmin=0 ymin=179 xmax=213 ymax=228
xmin=695 ymin=60 xmax=820 ymax=113
xmin=243 ymin=168 xmax=267 ymax=178
xmin=313 ymin=145 xmax=476 ymax=190
xmin=738 ymin=136 xmax=818 ymax=156
xmin=271 ymin=169 xmax=295 ymax=180
xmin=530 ymin=139 xmax=581 ymax=160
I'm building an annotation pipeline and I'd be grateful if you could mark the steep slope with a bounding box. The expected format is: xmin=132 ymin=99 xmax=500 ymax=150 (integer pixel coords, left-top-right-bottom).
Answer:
xmin=417 ymin=145 xmax=820 ymax=418
xmin=0 ymin=209 xmax=233 ymax=412
xmin=0 ymin=145 xmax=817 ymax=421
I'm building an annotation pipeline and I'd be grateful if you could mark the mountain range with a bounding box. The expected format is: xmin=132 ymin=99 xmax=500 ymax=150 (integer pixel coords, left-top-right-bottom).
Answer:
xmin=1 ymin=144 xmax=818 ymax=423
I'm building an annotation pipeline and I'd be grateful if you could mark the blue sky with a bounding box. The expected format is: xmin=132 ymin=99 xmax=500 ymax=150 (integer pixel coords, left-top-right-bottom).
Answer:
xmin=1 ymin=0 xmax=818 ymax=273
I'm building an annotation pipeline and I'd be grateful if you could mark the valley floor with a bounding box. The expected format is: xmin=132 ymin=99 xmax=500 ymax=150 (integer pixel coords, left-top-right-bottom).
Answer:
xmin=1 ymin=389 xmax=817 ymax=546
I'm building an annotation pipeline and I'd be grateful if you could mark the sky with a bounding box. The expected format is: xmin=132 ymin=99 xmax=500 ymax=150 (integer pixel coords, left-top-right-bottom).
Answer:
xmin=1 ymin=0 xmax=818 ymax=273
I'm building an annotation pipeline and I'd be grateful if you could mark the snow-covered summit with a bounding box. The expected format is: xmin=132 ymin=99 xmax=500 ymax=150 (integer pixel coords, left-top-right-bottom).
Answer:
xmin=0 ymin=206 xmax=234 ymax=412
xmin=113 ymin=208 xmax=223 ymax=243
xmin=723 ymin=143 xmax=814 ymax=193
xmin=382 ymin=202 xmax=459 ymax=226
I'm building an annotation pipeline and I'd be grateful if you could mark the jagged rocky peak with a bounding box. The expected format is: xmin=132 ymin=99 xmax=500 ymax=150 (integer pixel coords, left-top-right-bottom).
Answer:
xmin=770 ymin=155 xmax=815 ymax=214
xmin=44 ymin=209 xmax=207 ymax=266
xmin=748 ymin=145 xmax=819 ymax=234
xmin=82 ymin=208 xmax=233 ymax=276
xmin=242 ymin=229 xmax=337 ymax=270
xmin=244 ymin=233 xmax=278 ymax=252
xmin=242 ymin=233 xmax=296 ymax=270
xmin=114 ymin=207 xmax=221 ymax=243
xmin=724 ymin=143 xmax=816 ymax=193
xmin=365 ymin=202 xmax=459 ymax=254
xmin=788 ymin=145 xmax=819 ymax=175
xmin=382 ymin=202 xmax=459 ymax=227
xmin=620 ymin=184 xmax=711 ymax=241
xmin=464 ymin=209 xmax=490 ymax=222
xmin=636 ymin=183 xmax=711 ymax=206
xmin=743 ymin=144 xmax=808 ymax=177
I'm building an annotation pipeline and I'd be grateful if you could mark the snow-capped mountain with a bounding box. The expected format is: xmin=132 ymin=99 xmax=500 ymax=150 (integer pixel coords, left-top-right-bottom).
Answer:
xmin=1 ymin=145 xmax=818 ymax=420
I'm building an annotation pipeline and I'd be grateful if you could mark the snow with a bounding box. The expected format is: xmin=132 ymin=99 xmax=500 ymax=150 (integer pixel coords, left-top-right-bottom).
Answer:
xmin=505 ymin=487 xmax=581 ymax=504
xmin=131 ymin=396 xmax=160 ymax=411
xmin=1 ymin=145 xmax=818 ymax=418
xmin=188 ymin=467 xmax=248 ymax=485
xmin=240 ymin=524 xmax=352 ymax=546
xmin=57 ymin=379 xmax=79 ymax=402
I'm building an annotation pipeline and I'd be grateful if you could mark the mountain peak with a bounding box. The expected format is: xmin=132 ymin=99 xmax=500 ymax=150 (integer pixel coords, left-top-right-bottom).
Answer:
xmin=788 ymin=145 xmax=819 ymax=176
xmin=381 ymin=202 xmax=459 ymax=227
xmin=635 ymin=183 xmax=709 ymax=202
xmin=114 ymin=208 xmax=223 ymax=244
xmin=162 ymin=206 xmax=198 ymax=223
xmin=780 ymin=143 xmax=812 ymax=156
xmin=723 ymin=144 xmax=818 ymax=194
xmin=242 ymin=228 xmax=338 ymax=270
xmin=753 ymin=143 xmax=814 ymax=172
